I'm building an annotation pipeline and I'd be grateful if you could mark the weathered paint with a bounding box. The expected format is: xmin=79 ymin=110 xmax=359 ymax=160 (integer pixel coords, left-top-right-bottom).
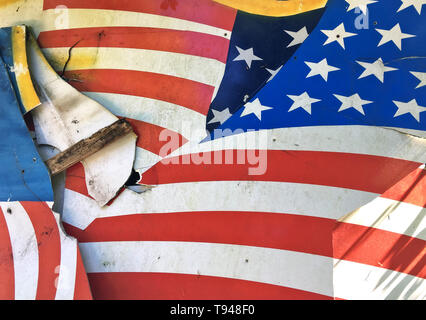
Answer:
xmin=11 ymin=25 xmax=41 ymax=113
xmin=26 ymin=31 xmax=137 ymax=206
xmin=0 ymin=46 xmax=52 ymax=201
xmin=333 ymin=165 xmax=426 ymax=300
xmin=0 ymin=49 xmax=92 ymax=299
xmin=214 ymin=0 xmax=327 ymax=17
xmin=0 ymin=202 xmax=93 ymax=300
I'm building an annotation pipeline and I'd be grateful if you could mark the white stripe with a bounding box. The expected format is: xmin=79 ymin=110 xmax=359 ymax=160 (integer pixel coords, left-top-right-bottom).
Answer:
xmin=80 ymin=241 xmax=334 ymax=297
xmin=169 ymin=126 xmax=426 ymax=163
xmin=82 ymin=92 xmax=207 ymax=140
xmin=37 ymin=8 xmax=231 ymax=39
xmin=54 ymin=213 xmax=77 ymax=300
xmin=333 ymin=259 xmax=426 ymax=300
xmin=0 ymin=202 xmax=39 ymax=300
xmin=339 ymin=197 xmax=426 ymax=240
xmin=42 ymin=47 xmax=226 ymax=87
xmin=62 ymin=181 xmax=378 ymax=229
xmin=134 ymin=147 xmax=162 ymax=173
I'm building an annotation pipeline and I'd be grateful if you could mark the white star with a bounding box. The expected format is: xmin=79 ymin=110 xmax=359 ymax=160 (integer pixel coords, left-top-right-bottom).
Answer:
xmin=397 ymin=0 xmax=426 ymax=14
xmin=393 ymin=99 xmax=426 ymax=122
xmin=376 ymin=23 xmax=415 ymax=50
xmin=240 ymin=98 xmax=272 ymax=120
xmin=321 ymin=23 xmax=357 ymax=49
xmin=233 ymin=46 xmax=263 ymax=68
xmin=345 ymin=0 xmax=378 ymax=14
xmin=410 ymin=71 xmax=426 ymax=89
xmin=265 ymin=65 xmax=283 ymax=82
xmin=356 ymin=58 xmax=398 ymax=83
xmin=287 ymin=92 xmax=321 ymax=115
xmin=208 ymin=108 xmax=232 ymax=125
xmin=334 ymin=93 xmax=373 ymax=115
xmin=284 ymin=26 xmax=309 ymax=48
xmin=305 ymin=58 xmax=340 ymax=81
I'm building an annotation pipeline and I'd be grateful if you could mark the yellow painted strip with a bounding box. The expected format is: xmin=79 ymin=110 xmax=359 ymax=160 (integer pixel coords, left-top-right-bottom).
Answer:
xmin=11 ymin=25 xmax=41 ymax=113
xmin=0 ymin=0 xmax=21 ymax=8
xmin=213 ymin=0 xmax=327 ymax=17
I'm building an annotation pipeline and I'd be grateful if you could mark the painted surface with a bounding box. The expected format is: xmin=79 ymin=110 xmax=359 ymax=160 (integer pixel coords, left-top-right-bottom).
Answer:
xmin=0 ymin=48 xmax=92 ymax=299
xmin=0 ymin=26 xmax=41 ymax=114
xmin=0 ymin=0 xmax=424 ymax=300
xmin=11 ymin=26 xmax=41 ymax=113
xmin=27 ymin=32 xmax=137 ymax=206
xmin=213 ymin=0 xmax=327 ymax=17
xmin=39 ymin=1 xmax=426 ymax=299
xmin=37 ymin=0 xmax=236 ymax=174
xmin=333 ymin=165 xmax=425 ymax=300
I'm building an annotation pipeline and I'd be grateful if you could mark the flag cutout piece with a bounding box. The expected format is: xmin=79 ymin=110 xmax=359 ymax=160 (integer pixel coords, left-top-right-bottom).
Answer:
xmin=333 ymin=165 xmax=426 ymax=300
xmin=0 ymin=53 xmax=92 ymax=300
xmin=219 ymin=0 xmax=426 ymax=136
xmin=206 ymin=7 xmax=326 ymax=132
xmin=26 ymin=28 xmax=137 ymax=207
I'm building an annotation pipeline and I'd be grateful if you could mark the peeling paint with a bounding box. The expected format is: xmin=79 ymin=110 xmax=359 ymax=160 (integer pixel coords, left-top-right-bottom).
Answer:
xmin=25 ymin=29 xmax=137 ymax=206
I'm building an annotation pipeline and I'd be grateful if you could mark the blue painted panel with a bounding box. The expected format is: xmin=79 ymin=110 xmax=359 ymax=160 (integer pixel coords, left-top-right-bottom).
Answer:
xmin=0 ymin=55 xmax=53 ymax=201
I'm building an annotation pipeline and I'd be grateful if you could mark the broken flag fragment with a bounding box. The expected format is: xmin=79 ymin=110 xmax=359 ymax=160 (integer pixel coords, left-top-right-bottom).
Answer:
xmin=26 ymin=29 xmax=137 ymax=206
xmin=0 ymin=25 xmax=137 ymax=206
xmin=0 ymin=50 xmax=92 ymax=300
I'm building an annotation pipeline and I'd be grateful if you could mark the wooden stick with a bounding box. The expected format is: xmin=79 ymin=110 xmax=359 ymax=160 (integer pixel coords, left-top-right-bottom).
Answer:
xmin=45 ymin=119 xmax=134 ymax=176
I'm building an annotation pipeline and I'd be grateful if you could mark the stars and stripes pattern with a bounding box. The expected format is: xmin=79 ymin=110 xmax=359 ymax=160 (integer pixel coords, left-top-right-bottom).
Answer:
xmin=220 ymin=0 xmax=426 ymax=136
xmin=36 ymin=0 xmax=426 ymax=299
xmin=37 ymin=0 xmax=237 ymax=174
xmin=205 ymin=7 xmax=326 ymax=132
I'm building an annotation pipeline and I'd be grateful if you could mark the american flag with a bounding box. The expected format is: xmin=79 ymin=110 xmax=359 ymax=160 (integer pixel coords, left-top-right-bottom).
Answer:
xmin=36 ymin=0 xmax=425 ymax=299
xmin=0 ymin=36 xmax=92 ymax=300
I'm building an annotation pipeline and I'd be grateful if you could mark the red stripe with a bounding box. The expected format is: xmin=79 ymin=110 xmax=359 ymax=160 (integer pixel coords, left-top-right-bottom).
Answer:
xmin=43 ymin=0 xmax=237 ymax=32
xmin=38 ymin=27 xmax=230 ymax=63
xmin=65 ymin=163 xmax=127 ymax=205
xmin=63 ymin=69 xmax=213 ymax=115
xmin=63 ymin=212 xmax=335 ymax=257
xmin=333 ymin=222 xmax=426 ymax=278
xmin=65 ymin=163 xmax=91 ymax=200
xmin=125 ymin=118 xmax=187 ymax=156
xmin=73 ymin=247 xmax=93 ymax=300
xmin=87 ymin=272 xmax=332 ymax=300
xmin=0 ymin=207 xmax=14 ymax=300
xmin=381 ymin=167 xmax=426 ymax=208
xmin=141 ymin=150 xmax=421 ymax=195
xmin=21 ymin=202 xmax=61 ymax=300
